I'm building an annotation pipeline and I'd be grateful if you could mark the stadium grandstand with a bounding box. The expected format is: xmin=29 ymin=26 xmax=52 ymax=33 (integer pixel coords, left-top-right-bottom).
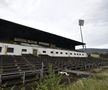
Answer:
xmin=0 ymin=18 xmax=108 ymax=86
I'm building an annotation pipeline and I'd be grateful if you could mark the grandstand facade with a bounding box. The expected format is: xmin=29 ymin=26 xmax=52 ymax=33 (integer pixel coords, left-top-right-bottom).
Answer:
xmin=0 ymin=18 xmax=108 ymax=86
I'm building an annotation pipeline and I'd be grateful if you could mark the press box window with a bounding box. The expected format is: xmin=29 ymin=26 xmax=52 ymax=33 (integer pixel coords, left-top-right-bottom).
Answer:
xmin=60 ymin=52 xmax=63 ymax=54
xmin=0 ymin=47 xmax=2 ymax=52
xmin=51 ymin=51 xmax=54 ymax=54
xmin=56 ymin=52 xmax=58 ymax=54
xmin=65 ymin=52 xmax=68 ymax=55
xmin=70 ymin=53 xmax=72 ymax=55
xmin=7 ymin=47 xmax=14 ymax=53
xmin=22 ymin=49 xmax=27 ymax=52
xmin=43 ymin=51 xmax=46 ymax=53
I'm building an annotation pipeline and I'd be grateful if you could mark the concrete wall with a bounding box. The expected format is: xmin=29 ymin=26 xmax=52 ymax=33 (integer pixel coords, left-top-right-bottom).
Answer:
xmin=0 ymin=43 xmax=32 ymax=55
xmin=0 ymin=43 xmax=88 ymax=57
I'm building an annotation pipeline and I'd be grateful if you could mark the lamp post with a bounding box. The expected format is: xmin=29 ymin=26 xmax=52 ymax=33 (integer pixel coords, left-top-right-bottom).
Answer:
xmin=79 ymin=19 xmax=85 ymax=51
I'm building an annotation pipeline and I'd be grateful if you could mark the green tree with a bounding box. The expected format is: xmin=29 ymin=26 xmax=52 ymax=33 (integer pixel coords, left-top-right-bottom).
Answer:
xmin=36 ymin=65 xmax=62 ymax=90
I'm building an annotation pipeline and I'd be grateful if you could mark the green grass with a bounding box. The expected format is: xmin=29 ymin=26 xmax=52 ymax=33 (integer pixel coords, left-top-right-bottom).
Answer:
xmin=62 ymin=69 xmax=108 ymax=90
xmin=1 ymin=67 xmax=108 ymax=90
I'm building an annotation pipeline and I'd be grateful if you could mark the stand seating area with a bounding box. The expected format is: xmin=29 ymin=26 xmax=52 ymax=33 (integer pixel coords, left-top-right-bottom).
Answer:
xmin=0 ymin=55 xmax=108 ymax=85
xmin=0 ymin=55 xmax=108 ymax=74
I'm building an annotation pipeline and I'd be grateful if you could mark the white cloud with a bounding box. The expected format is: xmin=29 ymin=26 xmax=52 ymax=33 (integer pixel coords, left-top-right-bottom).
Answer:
xmin=0 ymin=0 xmax=108 ymax=49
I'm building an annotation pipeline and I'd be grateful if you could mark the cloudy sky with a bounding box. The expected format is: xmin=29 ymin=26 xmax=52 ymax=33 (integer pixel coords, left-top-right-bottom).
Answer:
xmin=0 ymin=0 xmax=108 ymax=49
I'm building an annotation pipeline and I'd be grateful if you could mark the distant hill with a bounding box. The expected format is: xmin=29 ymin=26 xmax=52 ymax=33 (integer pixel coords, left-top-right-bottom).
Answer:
xmin=78 ymin=48 xmax=108 ymax=54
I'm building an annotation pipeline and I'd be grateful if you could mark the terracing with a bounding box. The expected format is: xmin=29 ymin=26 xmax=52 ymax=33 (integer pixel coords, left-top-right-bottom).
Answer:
xmin=0 ymin=55 xmax=108 ymax=86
